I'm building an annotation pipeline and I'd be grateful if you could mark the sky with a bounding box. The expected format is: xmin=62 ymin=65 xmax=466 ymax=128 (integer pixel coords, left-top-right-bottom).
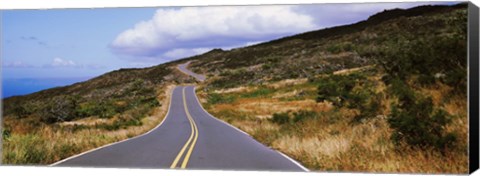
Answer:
xmin=1 ymin=2 xmax=456 ymax=96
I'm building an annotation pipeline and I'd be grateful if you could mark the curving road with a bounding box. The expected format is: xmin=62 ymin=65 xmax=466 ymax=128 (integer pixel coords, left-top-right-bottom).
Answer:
xmin=52 ymin=63 xmax=307 ymax=171
xmin=178 ymin=61 xmax=206 ymax=82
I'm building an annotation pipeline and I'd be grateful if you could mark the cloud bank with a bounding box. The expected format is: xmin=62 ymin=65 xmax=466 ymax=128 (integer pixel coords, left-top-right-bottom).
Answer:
xmin=50 ymin=57 xmax=77 ymax=67
xmin=110 ymin=5 xmax=317 ymax=60
xmin=43 ymin=58 xmax=107 ymax=69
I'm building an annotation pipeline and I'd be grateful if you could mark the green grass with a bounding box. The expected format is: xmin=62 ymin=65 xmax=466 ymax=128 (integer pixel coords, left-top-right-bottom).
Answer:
xmin=239 ymin=87 xmax=274 ymax=98
xmin=207 ymin=93 xmax=237 ymax=104
xmin=2 ymin=134 xmax=49 ymax=164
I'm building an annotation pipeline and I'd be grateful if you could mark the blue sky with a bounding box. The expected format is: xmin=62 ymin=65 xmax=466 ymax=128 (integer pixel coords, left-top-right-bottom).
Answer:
xmin=2 ymin=8 xmax=158 ymax=78
xmin=2 ymin=2 xmax=455 ymax=80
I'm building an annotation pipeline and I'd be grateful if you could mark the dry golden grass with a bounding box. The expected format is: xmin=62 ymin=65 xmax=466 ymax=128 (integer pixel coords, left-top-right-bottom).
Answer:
xmin=212 ymin=98 xmax=332 ymax=118
xmin=213 ymin=86 xmax=256 ymax=94
xmin=200 ymin=72 xmax=468 ymax=174
xmin=265 ymin=78 xmax=308 ymax=89
xmin=271 ymin=88 xmax=316 ymax=99
xmin=60 ymin=117 xmax=109 ymax=126
xmin=2 ymin=84 xmax=175 ymax=165
xmin=231 ymin=120 xmax=280 ymax=136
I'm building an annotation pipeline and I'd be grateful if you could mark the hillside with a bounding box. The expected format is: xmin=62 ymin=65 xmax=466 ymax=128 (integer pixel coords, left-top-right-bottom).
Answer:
xmin=187 ymin=3 xmax=466 ymax=89
xmin=1 ymin=61 xmax=197 ymax=164
xmin=191 ymin=3 xmax=468 ymax=174
xmin=3 ymin=3 xmax=466 ymax=121
xmin=2 ymin=3 xmax=468 ymax=173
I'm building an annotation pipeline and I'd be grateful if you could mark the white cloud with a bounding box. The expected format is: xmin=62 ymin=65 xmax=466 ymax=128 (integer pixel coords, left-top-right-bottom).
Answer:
xmin=43 ymin=58 xmax=108 ymax=70
xmin=3 ymin=58 xmax=107 ymax=70
xmin=244 ymin=41 xmax=264 ymax=47
xmin=110 ymin=5 xmax=317 ymax=58
xmin=50 ymin=57 xmax=77 ymax=67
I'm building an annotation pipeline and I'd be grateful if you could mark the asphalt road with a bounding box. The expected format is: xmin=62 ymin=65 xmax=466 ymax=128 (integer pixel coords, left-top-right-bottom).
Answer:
xmin=53 ymin=63 xmax=307 ymax=171
xmin=178 ymin=61 xmax=206 ymax=81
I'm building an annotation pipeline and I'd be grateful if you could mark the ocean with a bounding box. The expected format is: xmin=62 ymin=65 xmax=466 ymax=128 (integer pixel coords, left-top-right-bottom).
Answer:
xmin=2 ymin=77 xmax=92 ymax=98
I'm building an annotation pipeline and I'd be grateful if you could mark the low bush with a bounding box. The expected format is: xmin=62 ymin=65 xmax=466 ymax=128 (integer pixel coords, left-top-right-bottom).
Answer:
xmin=240 ymin=87 xmax=273 ymax=98
xmin=12 ymin=104 xmax=33 ymax=119
xmin=326 ymin=42 xmax=354 ymax=54
xmin=316 ymin=74 xmax=358 ymax=106
xmin=41 ymin=96 xmax=77 ymax=123
xmin=388 ymin=79 xmax=456 ymax=151
xmin=316 ymin=73 xmax=381 ymax=122
xmin=2 ymin=128 xmax=11 ymax=140
xmin=207 ymin=93 xmax=236 ymax=104
xmin=210 ymin=68 xmax=257 ymax=88
xmin=292 ymin=110 xmax=317 ymax=123
xmin=271 ymin=112 xmax=291 ymax=124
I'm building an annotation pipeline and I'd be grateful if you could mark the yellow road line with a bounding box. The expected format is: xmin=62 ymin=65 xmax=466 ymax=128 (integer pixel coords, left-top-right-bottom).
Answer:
xmin=169 ymin=87 xmax=195 ymax=168
xmin=169 ymin=87 xmax=199 ymax=169
xmin=181 ymin=87 xmax=199 ymax=168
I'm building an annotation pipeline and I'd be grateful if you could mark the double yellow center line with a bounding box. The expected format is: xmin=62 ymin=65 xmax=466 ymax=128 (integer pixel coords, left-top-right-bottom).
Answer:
xmin=170 ymin=87 xmax=199 ymax=169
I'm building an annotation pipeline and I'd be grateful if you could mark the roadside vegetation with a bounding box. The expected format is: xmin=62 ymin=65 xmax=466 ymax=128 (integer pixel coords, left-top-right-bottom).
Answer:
xmin=197 ymin=4 xmax=468 ymax=174
xmin=2 ymin=84 xmax=175 ymax=164
xmin=1 ymin=62 xmax=194 ymax=164
xmin=199 ymin=67 xmax=467 ymax=173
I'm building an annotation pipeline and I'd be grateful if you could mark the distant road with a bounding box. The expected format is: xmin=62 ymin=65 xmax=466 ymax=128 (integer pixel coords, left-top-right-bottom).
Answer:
xmin=52 ymin=63 xmax=307 ymax=171
xmin=178 ymin=61 xmax=206 ymax=82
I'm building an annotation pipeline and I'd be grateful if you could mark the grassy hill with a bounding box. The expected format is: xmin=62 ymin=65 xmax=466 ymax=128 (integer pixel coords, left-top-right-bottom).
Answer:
xmin=2 ymin=3 xmax=468 ymax=173
xmin=1 ymin=61 xmax=197 ymax=164
xmin=191 ymin=3 xmax=468 ymax=174
xmin=188 ymin=3 xmax=466 ymax=89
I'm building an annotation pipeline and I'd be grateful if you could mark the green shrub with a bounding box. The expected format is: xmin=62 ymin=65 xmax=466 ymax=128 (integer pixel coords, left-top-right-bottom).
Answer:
xmin=207 ymin=93 xmax=236 ymax=104
xmin=41 ymin=96 xmax=77 ymax=123
xmin=143 ymin=97 xmax=160 ymax=108
xmin=361 ymin=28 xmax=466 ymax=91
xmin=97 ymin=101 xmax=117 ymax=118
xmin=442 ymin=68 xmax=467 ymax=93
xmin=327 ymin=44 xmax=342 ymax=54
xmin=12 ymin=104 xmax=32 ymax=119
xmin=353 ymin=19 xmax=466 ymax=150
xmin=75 ymin=96 xmax=159 ymax=119
xmin=211 ymin=68 xmax=256 ymax=88
xmin=2 ymin=128 xmax=11 ymax=140
xmin=240 ymin=87 xmax=273 ymax=98
xmin=348 ymin=86 xmax=382 ymax=122
xmin=387 ymin=79 xmax=456 ymax=150
xmin=76 ymin=102 xmax=100 ymax=117
xmin=316 ymin=73 xmax=382 ymax=122
xmin=326 ymin=42 xmax=354 ymax=54
xmin=316 ymin=74 xmax=361 ymax=107
xmin=271 ymin=112 xmax=291 ymax=124
xmin=262 ymin=63 xmax=273 ymax=70
xmin=292 ymin=110 xmax=317 ymax=123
